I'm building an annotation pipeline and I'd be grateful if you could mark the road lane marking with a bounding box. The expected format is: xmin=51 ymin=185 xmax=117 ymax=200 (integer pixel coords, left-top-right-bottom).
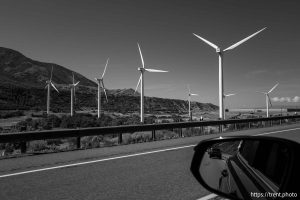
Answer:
xmin=0 ymin=144 xmax=195 ymax=178
xmin=1 ymin=126 xmax=299 ymax=179
xmin=255 ymin=127 xmax=300 ymax=136
xmin=196 ymin=193 xmax=218 ymax=200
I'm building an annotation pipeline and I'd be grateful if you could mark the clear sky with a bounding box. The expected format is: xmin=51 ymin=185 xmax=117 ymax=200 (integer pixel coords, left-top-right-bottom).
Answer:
xmin=1 ymin=0 xmax=299 ymax=108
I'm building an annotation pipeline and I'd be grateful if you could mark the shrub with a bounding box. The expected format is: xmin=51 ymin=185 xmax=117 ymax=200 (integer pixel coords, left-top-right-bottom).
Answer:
xmin=29 ymin=141 xmax=49 ymax=152
xmin=0 ymin=110 xmax=24 ymax=119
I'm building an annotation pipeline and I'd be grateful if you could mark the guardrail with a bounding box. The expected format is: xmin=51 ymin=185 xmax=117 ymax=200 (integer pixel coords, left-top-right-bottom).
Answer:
xmin=1 ymin=115 xmax=300 ymax=154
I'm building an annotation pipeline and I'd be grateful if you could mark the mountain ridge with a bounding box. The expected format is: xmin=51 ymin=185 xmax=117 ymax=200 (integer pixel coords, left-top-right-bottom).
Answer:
xmin=0 ymin=47 xmax=97 ymax=88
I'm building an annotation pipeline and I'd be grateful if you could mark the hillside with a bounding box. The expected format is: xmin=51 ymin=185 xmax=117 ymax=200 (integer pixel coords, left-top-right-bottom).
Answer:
xmin=0 ymin=47 xmax=218 ymax=114
xmin=0 ymin=47 xmax=96 ymax=88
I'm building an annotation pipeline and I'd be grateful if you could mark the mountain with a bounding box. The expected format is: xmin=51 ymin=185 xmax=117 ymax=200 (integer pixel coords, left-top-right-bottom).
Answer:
xmin=0 ymin=47 xmax=218 ymax=113
xmin=0 ymin=47 xmax=96 ymax=88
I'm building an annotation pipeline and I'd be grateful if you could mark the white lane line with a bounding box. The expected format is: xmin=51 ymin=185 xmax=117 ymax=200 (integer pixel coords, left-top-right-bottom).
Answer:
xmin=255 ymin=127 xmax=300 ymax=136
xmin=0 ymin=144 xmax=195 ymax=178
xmin=196 ymin=193 xmax=218 ymax=200
xmin=1 ymin=126 xmax=299 ymax=179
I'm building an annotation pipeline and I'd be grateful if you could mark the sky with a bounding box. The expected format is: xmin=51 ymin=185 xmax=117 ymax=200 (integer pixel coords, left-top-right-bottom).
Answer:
xmin=0 ymin=0 xmax=300 ymax=108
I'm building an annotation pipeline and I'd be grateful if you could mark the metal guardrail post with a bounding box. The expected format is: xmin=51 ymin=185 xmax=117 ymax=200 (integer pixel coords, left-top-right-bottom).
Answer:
xmin=76 ymin=137 xmax=81 ymax=149
xmin=152 ymin=130 xmax=156 ymax=140
xmin=118 ymin=133 xmax=122 ymax=144
xmin=179 ymin=128 xmax=182 ymax=137
xmin=20 ymin=141 xmax=27 ymax=153
xmin=248 ymin=122 xmax=251 ymax=129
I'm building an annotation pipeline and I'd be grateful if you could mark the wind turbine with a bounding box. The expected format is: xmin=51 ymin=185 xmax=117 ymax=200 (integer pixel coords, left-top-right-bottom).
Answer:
xmin=223 ymin=93 xmax=236 ymax=119
xmin=94 ymin=58 xmax=109 ymax=118
xmin=193 ymin=27 xmax=266 ymax=120
xmin=70 ymin=72 xmax=80 ymax=116
xmin=187 ymin=85 xmax=199 ymax=121
xmin=257 ymin=83 xmax=279 ymax=117
xmin=45 ymin=66 xmax=59 ymax=115
xmin=134 ymin=43 xmax=168 ymax=123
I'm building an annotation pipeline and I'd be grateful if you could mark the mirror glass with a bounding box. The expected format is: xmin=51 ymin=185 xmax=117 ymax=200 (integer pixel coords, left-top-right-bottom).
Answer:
xmin=199 ymin=139 xmax=291 ymax=199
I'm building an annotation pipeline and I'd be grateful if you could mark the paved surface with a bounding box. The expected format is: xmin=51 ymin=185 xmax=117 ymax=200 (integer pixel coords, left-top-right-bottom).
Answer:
xmin=0 ymin=124 xmax=299 ymax=200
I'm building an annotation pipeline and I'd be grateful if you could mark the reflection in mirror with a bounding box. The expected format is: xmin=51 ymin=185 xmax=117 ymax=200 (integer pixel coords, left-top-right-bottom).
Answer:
xmin=199 ymin=140 xmax=290 ymax=200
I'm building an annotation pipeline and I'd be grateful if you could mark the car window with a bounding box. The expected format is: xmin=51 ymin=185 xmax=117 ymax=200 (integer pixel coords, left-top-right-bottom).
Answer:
xmin=239 ymin=140 xmax=290 ymax=186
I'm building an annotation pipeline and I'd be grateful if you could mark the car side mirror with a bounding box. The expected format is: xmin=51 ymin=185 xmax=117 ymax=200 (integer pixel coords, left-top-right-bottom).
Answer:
xmin=190 ymin=136 xmax=299 ymax=200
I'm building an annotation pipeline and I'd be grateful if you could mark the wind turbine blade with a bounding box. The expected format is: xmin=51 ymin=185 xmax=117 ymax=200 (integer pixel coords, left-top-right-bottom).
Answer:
xmin=145 ymin=68 xmax=168 ymax=72
xmin=101 ymin=80 xmax=105 ymax=89
xmin=102 ymin=57 xmax=109 ymax=78
xmin=192 ymin=33 xmax=219 ymax=50
xmin=134 ymin=75 xmax=142 ymax=93
xmin=225 ymin=93 xmax=236 ymax=97
xmin=268 ymin=83 xmax=279 ymax=94
xmin=103 ymin=88 xmax=108 ymax=102
xmin=137 ymin=43 xmax=145 ymax=68
xmin=256 ymin=91 xmax=267 ymax=95
xmin=45 ymin=84 xmax=48 ymax=89
xmin=50 ymin=66 xmax=53 ymax=81
xmin=74 ymin=87 xmax=76 ymax=101
xmin=224 ymin=27 xmax=267 ymax=51
xmin=94 ymin=78 xmax=99 ymax=83
xmin=50 ymin=82 xmax=59 ymax=93
xmin=72 ymin=72 xmax=75 ymax=84
xmin=74 ymin=81 xmax=80 ymax=86
xmin=190 ymin=93 xmax=199 ymax=96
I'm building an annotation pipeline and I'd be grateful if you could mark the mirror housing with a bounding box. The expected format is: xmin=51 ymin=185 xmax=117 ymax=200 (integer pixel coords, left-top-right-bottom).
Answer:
xmin=190 ymin=136 xmax=300 ymax=200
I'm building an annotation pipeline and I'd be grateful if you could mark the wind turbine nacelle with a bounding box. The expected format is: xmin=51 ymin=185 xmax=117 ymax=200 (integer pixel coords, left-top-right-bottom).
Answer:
xmin=138 ymin=67 xmax=145 ymax=72
xmin=216 ymin=48 xmax=221 ymax=53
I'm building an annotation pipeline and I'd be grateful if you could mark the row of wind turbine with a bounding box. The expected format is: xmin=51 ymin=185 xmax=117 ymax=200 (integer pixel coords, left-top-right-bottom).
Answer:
xmin=45 ymin=66 xmax=81 ymax=116
xmin=46 ymin=27 xmax=277 ymax=122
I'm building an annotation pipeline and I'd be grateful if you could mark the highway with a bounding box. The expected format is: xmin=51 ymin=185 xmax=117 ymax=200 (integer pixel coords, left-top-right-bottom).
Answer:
xmin=0 ymin=124 xmax=300 ymax=200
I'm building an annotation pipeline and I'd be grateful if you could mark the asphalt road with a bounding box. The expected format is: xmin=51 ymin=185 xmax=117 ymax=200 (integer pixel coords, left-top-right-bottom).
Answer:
xmin=0 ymin=124 xmax=300 ymax=200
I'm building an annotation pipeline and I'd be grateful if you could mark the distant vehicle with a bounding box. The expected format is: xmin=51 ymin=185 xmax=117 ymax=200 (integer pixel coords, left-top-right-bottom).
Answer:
xmin=191 ymin=136 xmax=300 ymax=200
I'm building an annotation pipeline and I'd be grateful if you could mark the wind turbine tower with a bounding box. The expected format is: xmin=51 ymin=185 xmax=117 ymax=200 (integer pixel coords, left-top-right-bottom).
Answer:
xmin=45 ymin=66 xmax=59 ymax=115
xmin=193 ymin=27 xmax=266 ymax=119
xmin=187 ymin=85 xmax=199 ymax=121
xmin=70 ymin=72 xmax=80 ymax=116
xmin=258 ymin=83 xmax=279 ymax=117
xmin=95 ymin=58 xmax=109 ymax=118
xmin=135 ymin=43 xmax=168 ymax=123
xmin=223 ymin=93 xmax=236 ymax=119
